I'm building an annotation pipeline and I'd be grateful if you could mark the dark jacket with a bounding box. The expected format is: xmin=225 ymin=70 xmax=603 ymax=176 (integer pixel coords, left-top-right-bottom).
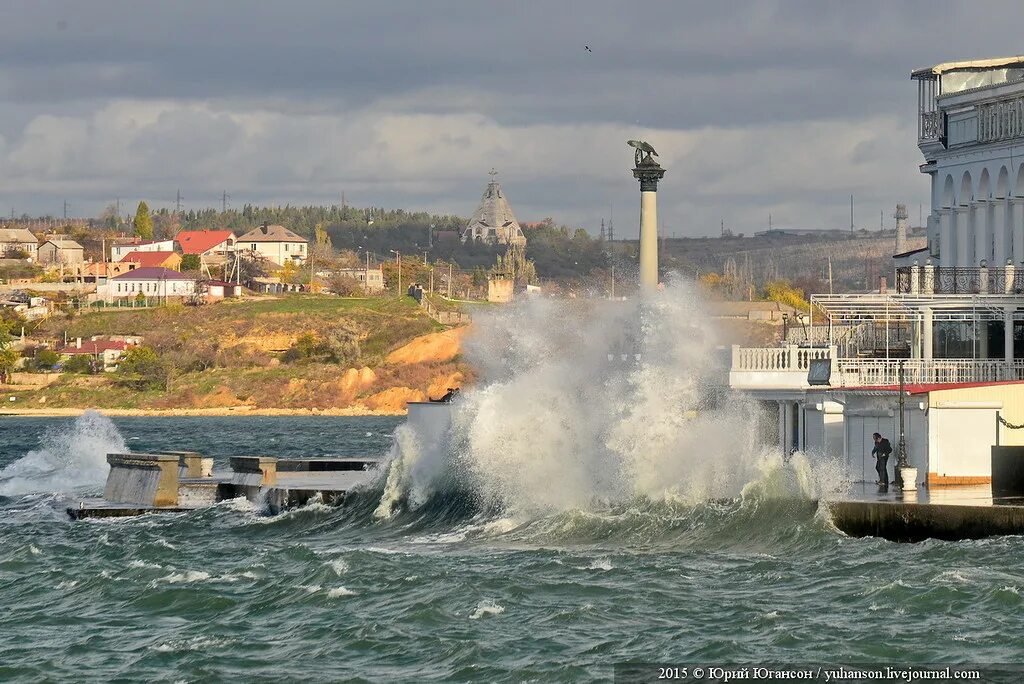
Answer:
xmin=872 ymin=438 xmax=893 ymax=457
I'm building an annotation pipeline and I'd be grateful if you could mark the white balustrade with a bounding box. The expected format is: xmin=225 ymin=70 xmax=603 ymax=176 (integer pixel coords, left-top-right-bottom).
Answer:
xmin=731 ymin=345 xmax=1024 ymax=390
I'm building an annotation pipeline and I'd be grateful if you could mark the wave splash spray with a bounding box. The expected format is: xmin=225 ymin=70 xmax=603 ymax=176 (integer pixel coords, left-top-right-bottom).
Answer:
xmin=376 ymin=279 xmax=835 ymax=521
xmin=0 ymin=411 xmax=125 ymax=496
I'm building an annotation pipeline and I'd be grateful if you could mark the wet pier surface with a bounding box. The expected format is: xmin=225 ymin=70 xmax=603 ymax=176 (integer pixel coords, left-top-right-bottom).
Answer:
xmin=826 ymin=483 xmax=1024 ymax=542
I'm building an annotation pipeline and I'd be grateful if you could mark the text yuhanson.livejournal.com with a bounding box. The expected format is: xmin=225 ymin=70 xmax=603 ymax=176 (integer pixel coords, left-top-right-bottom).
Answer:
xmin=612 ymin=664 xmax=1022 ymax=683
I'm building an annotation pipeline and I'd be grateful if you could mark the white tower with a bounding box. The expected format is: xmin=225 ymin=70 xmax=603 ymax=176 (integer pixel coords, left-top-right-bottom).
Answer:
xmin=894 ymin=203 xmax=908 ymax=255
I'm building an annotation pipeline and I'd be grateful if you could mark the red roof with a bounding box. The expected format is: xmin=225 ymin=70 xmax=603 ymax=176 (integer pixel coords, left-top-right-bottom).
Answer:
xmin=175 ymin=230 xmax=234 ymax=254
xmin=123 ymin=251 xmax=178 ymax=267
xmin=61 ymin=340 xmax=130 ymax=355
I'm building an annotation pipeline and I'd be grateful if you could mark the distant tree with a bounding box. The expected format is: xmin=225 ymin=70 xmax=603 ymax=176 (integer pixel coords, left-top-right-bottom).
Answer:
xmin=180 ymin=254 xmax=202 ymax=272
xmin=133 ymin=201 xmax=154 ymax=240
xmin=152 ymin=209 xmax=181 ymax=240
xmin=117 ymin=346 xmax=169 ymax=390
xmin=33 ymin=349 xmax=60 ymax=371
xmin=62 ymin=354 xmax=95 ymax=374
xmin=0 ymin=321 xmax=18 ymax=383
xmin=327 ymin=273 xmax=363 ymax=297
xmin=99 ymin=204 xmax=119 ymax=231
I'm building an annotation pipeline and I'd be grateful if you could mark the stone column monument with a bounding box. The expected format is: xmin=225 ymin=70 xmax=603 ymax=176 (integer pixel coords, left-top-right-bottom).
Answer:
xmin=629 ymin=140 xmax=666 ymax=289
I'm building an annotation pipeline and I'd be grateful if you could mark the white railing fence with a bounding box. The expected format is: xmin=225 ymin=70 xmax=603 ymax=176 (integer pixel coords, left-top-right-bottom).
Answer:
xmin=731 ymin=344 xmax=1024 ymax=387
xmin=835 ymin=358 xmax=1024 ymax=386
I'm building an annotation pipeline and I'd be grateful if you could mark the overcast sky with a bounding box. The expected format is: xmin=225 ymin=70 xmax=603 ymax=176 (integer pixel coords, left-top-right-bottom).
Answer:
xmin=1 ymin=1 xmax=1023 ymax=236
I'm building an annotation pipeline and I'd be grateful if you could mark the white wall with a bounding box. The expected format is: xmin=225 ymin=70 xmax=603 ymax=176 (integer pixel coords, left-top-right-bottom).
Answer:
xmin=928 ymin=405 xmax=1000 ymax=479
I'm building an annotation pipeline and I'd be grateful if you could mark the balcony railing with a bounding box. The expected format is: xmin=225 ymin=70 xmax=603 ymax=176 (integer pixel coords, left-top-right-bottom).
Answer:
xmin=920 ymin=110 xmax=944 ymax=143
xmin=895 ymin=265 xmax=1024 ymax=295
xmin=731 ymin=345 xmax=833 ymax=372
xmin=730 ymin=345 xmax=1024 ymax=389
xmin=836 ymin=358 xmax=1024 ymax=386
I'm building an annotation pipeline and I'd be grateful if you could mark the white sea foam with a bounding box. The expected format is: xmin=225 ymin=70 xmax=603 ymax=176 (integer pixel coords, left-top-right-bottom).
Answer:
xmin=469 ymin=600 xmax=505 ymax=619
xmin=0 ymin=411 xmax=126 ymax=495
xmin=128 ymin=560 xmax=162 ymax=570
xmin=29 ymin=544 xmax=41 ymax=555
xmin=376 ymin=280 xmax=837 ymax=520
xmin=297 ymin=584 xmax=322 ymax=593
xmin=152 ymin=636 xmax=235 ymax=652
xmin=56 ymin=580 xmax=78 ymax=590
xmin=159 ymin=570 xmax=211 ymax=584
xmin=328 ymin=559 xmax=349 ymax=575
xmin=327 ymin=586 xmax=356 ymax=598
xmin=586 ymin=558 xmax=613 ymax=571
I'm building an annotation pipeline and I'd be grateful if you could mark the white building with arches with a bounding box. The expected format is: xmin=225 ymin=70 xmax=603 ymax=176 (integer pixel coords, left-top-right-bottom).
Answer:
xmin=913 ymin=57 xmax=1024 ymax=271
xmin=728 ymin=56 xmax=1024 ymax=487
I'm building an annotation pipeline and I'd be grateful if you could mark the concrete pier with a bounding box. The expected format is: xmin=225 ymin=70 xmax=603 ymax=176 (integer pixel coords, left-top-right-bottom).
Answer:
xmin=68 ymin=453 xmax=381 ymax=520
xmin=825 ymin=484 xmax=1024 ymax=542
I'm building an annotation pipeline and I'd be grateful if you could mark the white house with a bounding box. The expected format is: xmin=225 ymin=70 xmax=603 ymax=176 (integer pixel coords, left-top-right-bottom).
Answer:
xmin=108 ymin=267 xmax=196 ymax=300
xmin=236 ymin=224 xmax=307 ymax=265
xmin=728 ymin=55 xmax=1024 ymax=486
xmin=0 ymin=228 xmax=39 ymax=259
xmin=111 ymin=239 xmax=175 ymax=262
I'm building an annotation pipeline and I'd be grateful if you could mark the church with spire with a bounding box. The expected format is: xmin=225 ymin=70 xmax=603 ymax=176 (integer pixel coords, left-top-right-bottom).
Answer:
xmin=460 ymin=170 xmax=527 ymax=247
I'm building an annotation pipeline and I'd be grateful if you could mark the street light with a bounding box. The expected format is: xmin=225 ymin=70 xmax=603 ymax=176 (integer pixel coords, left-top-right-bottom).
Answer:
xmin=390 ymin=250 xmax=401 ymax=296
xmin=895 ymin=359 xmax=909 ymax=488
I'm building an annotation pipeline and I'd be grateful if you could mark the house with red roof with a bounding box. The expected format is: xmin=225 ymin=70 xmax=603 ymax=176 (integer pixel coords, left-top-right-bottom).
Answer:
xmin=59 ymin=336 xmax=142 ymax=372
xmin=174 ymin=230 xmax=236 ymax=259
xmin=123 ymin=251 xmax=182 ymax=270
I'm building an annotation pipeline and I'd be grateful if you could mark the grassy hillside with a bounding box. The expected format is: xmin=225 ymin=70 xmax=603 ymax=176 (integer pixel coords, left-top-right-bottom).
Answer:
xmin=15 ymin=295 xmax=468 ymax=411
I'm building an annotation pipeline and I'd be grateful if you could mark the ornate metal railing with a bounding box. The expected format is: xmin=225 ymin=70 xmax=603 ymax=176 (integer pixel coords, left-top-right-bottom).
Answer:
xmin=895 ymin=266 xmax=1024 ymax=294
xmin=920 ymin=111 xmax=944 ymax=142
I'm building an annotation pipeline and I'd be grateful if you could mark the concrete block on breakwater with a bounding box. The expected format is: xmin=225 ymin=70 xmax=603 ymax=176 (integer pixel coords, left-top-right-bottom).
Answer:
xmin=69 ymin=453 xmax=381 ymax=520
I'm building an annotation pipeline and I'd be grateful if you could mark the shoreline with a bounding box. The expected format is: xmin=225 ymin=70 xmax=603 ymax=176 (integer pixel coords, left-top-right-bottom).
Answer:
xmin=0 ymin=406 xmax=408 ymax=418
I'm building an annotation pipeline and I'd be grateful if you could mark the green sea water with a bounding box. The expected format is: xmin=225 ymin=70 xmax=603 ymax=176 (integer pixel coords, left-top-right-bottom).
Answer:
xmin=2 ymin=414 xmax=1024 ymax=682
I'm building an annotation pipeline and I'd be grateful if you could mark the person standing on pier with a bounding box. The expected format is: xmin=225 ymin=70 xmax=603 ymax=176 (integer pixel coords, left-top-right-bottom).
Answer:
xmin=871 ymin=432 xmax=893 ymax=487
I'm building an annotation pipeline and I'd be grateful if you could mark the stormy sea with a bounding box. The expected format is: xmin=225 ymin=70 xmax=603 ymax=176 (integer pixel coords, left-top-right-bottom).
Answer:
xmin=2 ymin=283 xmax=1024 ymax=681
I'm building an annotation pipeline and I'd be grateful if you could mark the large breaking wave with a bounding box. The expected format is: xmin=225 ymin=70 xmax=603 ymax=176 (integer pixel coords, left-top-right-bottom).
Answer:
xmin=375 ymin=279 xmax=842 ymax=525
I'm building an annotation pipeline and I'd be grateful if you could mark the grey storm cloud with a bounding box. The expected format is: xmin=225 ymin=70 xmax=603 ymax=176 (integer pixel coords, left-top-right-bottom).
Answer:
xmin=1 ymin=0 xmax=1023 ymax=235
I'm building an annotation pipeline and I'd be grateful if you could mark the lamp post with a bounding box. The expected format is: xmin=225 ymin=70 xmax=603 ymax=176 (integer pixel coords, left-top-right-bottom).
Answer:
xmin=782 ymin=313 xmax=789 ymax=341
xmin=390 ymin=250 xmax=401 ymax=296
xmin=895 ymin=359 xmax=909 ymax=488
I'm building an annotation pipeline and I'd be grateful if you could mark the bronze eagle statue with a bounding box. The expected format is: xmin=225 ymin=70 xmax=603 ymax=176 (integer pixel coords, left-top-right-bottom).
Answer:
xmin=627 ymin=140 xmax=658 ymax=165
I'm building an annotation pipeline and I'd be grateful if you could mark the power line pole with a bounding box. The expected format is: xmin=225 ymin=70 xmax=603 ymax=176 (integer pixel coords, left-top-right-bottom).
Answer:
xmin=850 ymin=194 xmax=854 ymax=234
xmin=608 ymin=203 xmax=614 ymax=242
xmin=63 ymin=200 xmax=69 ymax=220
xmin=222 ymin=191 xmax=230 ymax=214
xmin=175 ymin=190 xmax=182 ymax=214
